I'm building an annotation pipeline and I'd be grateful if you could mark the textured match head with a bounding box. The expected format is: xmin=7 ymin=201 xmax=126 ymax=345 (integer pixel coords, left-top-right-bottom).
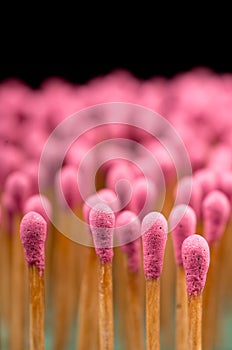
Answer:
xmin=116 ymin=210 xmax=141 ymax=273
xmin=170 ymin=205 xmax=196 ymax=266
xmin=20 ymin=211 xmax=47 ymax=275
xmin=24 ymin=195 xmax=52 ymax=224
xmin=182 ymin=234 xmax=210 ymax=297
xmin=202 ymin=190 xmax=230 ymax=245
xmin=89 ymin=203 xmax=115 ymax=264
xmin=83 ymin=189 xmax=118 ymax=224
xmin=142 ymin=212 xmax=168 ymax=279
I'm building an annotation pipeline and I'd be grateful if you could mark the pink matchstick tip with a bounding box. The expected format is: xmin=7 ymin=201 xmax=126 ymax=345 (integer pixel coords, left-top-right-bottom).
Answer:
xmin=142 ymin=212 xmax=168 ymax=279
xmin=182 ymin=234 xmax=210 ymax=297
xmin=116 ymin=210 xmax=141 ymax=273
xmin=83 ymin=189 xmax=118 ymax=224
xmin=20 ymin=211 xmax=47 ymax=275
xmin=4 ymin=171 xmax=31 ymax=213
xmin=202 ymin=190 xmax=230 ymax=245
xmin=24 ymin=195 xmax=52 ymax=224
xmin=56 ymin=166 xmax=81 ymax=209
xmin=89 ymin=203 xmax=115 ymax=264
xmin=170 ymin=205 xmax=196 ymax=265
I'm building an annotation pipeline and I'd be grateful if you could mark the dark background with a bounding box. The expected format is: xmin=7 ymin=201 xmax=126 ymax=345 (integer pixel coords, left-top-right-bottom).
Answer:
xmin=0 ymin=13 xmax=231 ymax=88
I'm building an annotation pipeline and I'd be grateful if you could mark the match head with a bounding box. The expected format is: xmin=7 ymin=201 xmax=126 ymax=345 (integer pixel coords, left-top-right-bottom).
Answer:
xmin=20 ymin=211 xmax=47 ymax=275
xmin=83 ymin=189 xmax=118 ymax=224
xmin=202 ymin=190 xmax=230 ymax=245
xmin=56 ymin=166 xmax=81 ymax=209
xmin=182 ymin=234 xmax=210 ymax=297
xmin=4 ymin=171 xmax=31 ymax=213
xmin=24 ymin=195 xmax=52 ymax=224
xmin=116 ymin=210 xmax=141 ymax=273
xmin=129 ymin=177 xmax=156 ymax=219
xmin=89 ymin=203 xmax=115 ymax=264
xmin=169 ymin=205 xmax=196 ymax=265
xmin=142 ymin=212 xmax=168 ymax=280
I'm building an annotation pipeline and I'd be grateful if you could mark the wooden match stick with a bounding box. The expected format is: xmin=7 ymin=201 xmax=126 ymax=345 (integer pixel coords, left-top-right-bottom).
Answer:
xmin=20 ymin=211 xmax=47 ymax=350
xmin=202 ymin=190 xmax=230 ymax=349
xmin=89 ymin=202 xmax=115 ymax=350
xmin=182 ymin=234 xmax=210 ymax=350
xmin=170 ymin=204 xmax=196 ymax=350
xmin=116 ymin=210 xmax=143 ymax=350
xmin=142 ymin=212 xmax=168 ymax=350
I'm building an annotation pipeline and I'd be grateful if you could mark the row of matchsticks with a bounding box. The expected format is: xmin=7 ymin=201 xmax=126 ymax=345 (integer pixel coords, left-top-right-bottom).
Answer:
xmin=0 ymin=169 xmax=231 ymax=350
xmin=1 ymin=70 xmax=232 ymax=350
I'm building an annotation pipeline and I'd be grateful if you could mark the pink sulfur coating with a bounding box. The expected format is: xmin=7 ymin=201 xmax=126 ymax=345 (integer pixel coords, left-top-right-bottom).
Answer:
xmin=4 ymin=171 xmax=31 ymax=213
xmin=182 ymin=234 xmax=210 ymax=297
xmin=194 ymin=169 xmax=217 ymax=199
xmin=218 ymin=171 xmax=232 ymax=204
xmin=202 ymin=190 xmax=230 ymax=245
xmin=24 ymin=195 xmax=52 ymax=224
xmin=83 ymin=189 xmax=118 ymax=224
xmin=56 ymin=166 xmax=81 ymax=209
xmin=142 ymin=212 xmax=168 ymax=279
xmin=169 ymin=205 xmax=196 ymax=265
xmin=106 ymin=162 xmax=135 ymax=209
xmin=20 ymin=211 xmax=47 ymax=275
xmin=129 ymin=177 xmax=156 ymax=219
xmin=89 ymin=203 xmax=115 ymax=264
xmin=116 ymin=211 xmax=141 ymax=273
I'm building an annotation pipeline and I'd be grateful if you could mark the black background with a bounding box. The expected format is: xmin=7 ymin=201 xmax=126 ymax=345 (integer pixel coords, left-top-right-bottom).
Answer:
xmin=0 ymin=11 xmax=231 ymax=88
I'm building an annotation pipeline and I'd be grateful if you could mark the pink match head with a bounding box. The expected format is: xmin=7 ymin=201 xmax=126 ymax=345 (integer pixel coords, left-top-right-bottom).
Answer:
xmin=116 ymin=210 xmax=141 ymax=273
xmin=83 ymin=189 xmax=118 ymax=224
xmin=202 ymin=190 xmax=230 ymax=245
xmin=56 ymin=166 xmax=81 ymax=209
xmin=218 ymin=171 xmax=232 ymax=204
xmin=182 ymin=234 xmax=210 ymax=297
xmin=89 ymin=203 xmax=115 ymax=264
xmin=24 ymin=195 xmax=52 ymax=224
xmin=142 ymin=212 xmax=168 ymax=279
xmin=106 ymin=162 xmax=135 ymax=209
xmin=194 ymin=169 xmax=217 ymax=198
xmin=4 ymin=171 xmax=31 ymax=213
xmin=129 ymin=177 xmax=156 ymax=219
xmin=20 ymin=211 xmax=47 ymax=274
xmin=169 ymin=205 xmax=196 ymax=265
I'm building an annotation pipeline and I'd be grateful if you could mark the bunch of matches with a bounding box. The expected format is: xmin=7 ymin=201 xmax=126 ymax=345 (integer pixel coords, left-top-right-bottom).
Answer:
xmin=1 ymin=69 xmax=232 ymax=350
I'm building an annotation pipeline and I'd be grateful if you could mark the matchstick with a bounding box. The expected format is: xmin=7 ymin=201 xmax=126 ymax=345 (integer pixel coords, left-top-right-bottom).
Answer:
xmin=89 ymin=202 xmax=115 ymax=350
xmin=169 ymin=204 xmax=196 ymax=350
xmin=20 ymin=211 xmax=47 ymax=350
xmin=116 ymin=210 xmax=143 ymax=350
xmin=182 ymin=234 xmax=210 ymax=350
xmin=142 ymin=212 xmax=168 ymax=350
xmin=202 ymin=190 xmax=230 ymax=349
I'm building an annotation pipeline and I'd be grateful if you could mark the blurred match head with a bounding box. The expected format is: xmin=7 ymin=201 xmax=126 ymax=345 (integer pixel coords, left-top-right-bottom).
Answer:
xmin=23 ymin=194 xmax=52 ymax=224
xmin=55 ymin=166 xmax=81 ymax=209
xmin=169 ymin=205 xmax=196 ymax=266
xmin=142 ymin=212 xmax=168 ymax=279
xmin=89 ymin=203 xmax=115 ymax=264
xmin=20 ymin=211 xmax=47 ymax=275
xmin=116 ymin=210 xmax=141 ymax=273
xmin=4 ymin=171 xmax=31 ymax=213
xmin=182 ymin=234 xmax=210 ymax=297
xmin=202 ymin=190 xmax=230 ymax=245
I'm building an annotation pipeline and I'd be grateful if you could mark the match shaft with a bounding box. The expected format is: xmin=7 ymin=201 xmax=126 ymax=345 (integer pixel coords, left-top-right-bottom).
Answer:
xmin=188 ymin=294 xmax=202 ymax=350
xmin=29 ymin=265 xmax=45 ymax=350
xmin=146 ymin=278 xmax=160 ymax=350
xmin=176 ymin=266 xmax=188 ymax=350
xmin=98 ymin=261 xmax=114 ymax=350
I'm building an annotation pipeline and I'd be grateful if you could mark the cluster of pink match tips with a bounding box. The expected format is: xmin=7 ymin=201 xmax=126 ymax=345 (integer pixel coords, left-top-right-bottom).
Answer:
xmin=1 ymin=68 xmax=232 ymax=349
